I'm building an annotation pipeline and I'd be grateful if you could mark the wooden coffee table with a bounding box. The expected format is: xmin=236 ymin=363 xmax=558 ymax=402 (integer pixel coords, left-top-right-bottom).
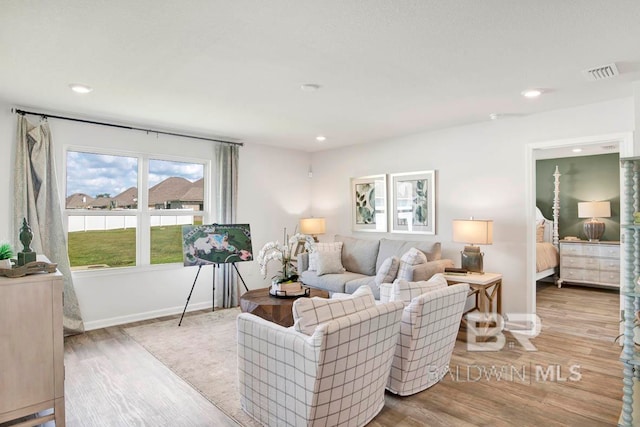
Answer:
xmin=239 ymin=287 xmax=329 ymax=327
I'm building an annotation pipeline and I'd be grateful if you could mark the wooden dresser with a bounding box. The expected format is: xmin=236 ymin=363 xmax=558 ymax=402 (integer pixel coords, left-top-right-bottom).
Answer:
xmin=557 ymin=240 xmax=620 ymax=289
xmin=0 ymin=267 xmax=65 ymax=426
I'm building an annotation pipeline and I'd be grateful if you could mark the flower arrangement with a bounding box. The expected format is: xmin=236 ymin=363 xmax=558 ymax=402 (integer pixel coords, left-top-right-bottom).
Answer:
xmin=258 ymin=230 xmax=315 ymax=283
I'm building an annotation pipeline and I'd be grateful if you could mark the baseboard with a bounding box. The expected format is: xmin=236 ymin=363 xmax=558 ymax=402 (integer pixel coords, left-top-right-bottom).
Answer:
xmin=83 ymin=301 xmax=214 ymax=331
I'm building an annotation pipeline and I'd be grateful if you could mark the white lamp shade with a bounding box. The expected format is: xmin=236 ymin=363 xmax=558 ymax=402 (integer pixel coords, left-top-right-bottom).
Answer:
xmin=578 ymin=201 xmax=611 ymax=219
xmin=452 ymin=219 xmax=493 ymax=245
xmin=300 ymin=217 xmax=326 ymax=235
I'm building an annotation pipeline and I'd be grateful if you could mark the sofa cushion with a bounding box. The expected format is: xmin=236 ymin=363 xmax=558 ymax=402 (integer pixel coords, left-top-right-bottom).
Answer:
xmin=292 ymin=285 xmax=376 ymax=335
xmin=336 ymin=235 xmax=380 ymax=276
xmin=397 ymin=248 xmax=428 ymax=281
xmin=300 ymin=270 xmax=368 ymax=294
xmin=375 ymin=256 xmax=400 ymax=286
xmin=308 ymin=242 xmax=343 ymax=271
xmin=344 ymin=276 xmax=378 ymax=299
xmin=380 ymin=273 xmax=449 ymax=303
xmin=376 ymin=239 xmax=441 ymax=272
xmin=315 ymin=251 xmax=345 ymax=275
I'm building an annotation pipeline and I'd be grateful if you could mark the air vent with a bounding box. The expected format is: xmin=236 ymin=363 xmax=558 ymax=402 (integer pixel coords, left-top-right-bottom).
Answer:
xmin=601 ymin=144 xmax=617 ymax=151
xmin=583 ymin=63 xmax=619 ymax=81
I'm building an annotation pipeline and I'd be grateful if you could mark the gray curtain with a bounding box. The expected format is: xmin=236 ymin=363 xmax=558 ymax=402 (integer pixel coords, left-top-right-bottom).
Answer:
xmin=215 ymin=143 xmax=239 ymax=308
xmin=13 ymin=115 xmax=85 ymax=335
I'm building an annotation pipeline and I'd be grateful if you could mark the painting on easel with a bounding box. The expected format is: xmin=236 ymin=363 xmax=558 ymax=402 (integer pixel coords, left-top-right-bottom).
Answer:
xmin=182 ymin=224 xmax=253 ymax=266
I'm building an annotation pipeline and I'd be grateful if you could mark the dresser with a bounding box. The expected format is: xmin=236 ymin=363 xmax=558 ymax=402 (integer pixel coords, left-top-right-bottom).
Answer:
xmin=0 ymin=267 xmax=65 ymax=426
xmin=557 ymin=240 xmax=620 ymax=289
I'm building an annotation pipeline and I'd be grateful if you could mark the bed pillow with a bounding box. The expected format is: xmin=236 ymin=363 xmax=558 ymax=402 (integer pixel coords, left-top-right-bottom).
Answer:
xmin=315 ymin=250 xmax=345 ymax=275
xmin=536 ymin=223 xmax=545 ymax=243
xmin=308 ymin=242 xmax=343 ymax=271
xmin=292 ymin=285 xmax=375 ymax=335
xmin=396 ymin=248 xmax=428 ymax=281
xmin=387 ymin=273 xmax=449 ymax=303
xmin=375 ymin=256 xmax=400 ymax=286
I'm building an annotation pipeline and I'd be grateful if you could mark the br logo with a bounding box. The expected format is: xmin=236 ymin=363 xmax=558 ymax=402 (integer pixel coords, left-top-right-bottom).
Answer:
xmin=465 ymin=313 xmax=542 ymax=352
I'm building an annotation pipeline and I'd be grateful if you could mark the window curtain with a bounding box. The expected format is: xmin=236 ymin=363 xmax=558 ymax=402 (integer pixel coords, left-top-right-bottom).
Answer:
xmin=13 ymin=115 xmax=85 ymax=335
xmin=215 ymin=143 xmax=239 ymax=307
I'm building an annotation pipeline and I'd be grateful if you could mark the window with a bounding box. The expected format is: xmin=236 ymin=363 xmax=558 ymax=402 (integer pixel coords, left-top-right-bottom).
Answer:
xmin=65 ymin=150 xmax=207 ymax=270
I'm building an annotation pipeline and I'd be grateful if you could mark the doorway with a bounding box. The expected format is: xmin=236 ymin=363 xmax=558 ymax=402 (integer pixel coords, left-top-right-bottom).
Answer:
xmin=525 ymin=132 xmax=633 ymax=316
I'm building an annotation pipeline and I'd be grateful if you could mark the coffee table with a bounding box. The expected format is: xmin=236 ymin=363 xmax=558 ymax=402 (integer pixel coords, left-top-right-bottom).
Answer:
xmin=239 ymin=287 xmax=329 ymax=327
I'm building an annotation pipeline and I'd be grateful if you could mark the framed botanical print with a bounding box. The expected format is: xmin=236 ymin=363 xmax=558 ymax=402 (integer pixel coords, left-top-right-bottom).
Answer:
xmin=351 ymin=174 xmax=387 ymax=232
xmin=390 ymin=170 xmax=436 ymax=234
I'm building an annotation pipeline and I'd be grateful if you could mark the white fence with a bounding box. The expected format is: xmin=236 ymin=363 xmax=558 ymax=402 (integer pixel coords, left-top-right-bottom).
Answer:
xmin=68 ymin=215 xmax=195 ymax=232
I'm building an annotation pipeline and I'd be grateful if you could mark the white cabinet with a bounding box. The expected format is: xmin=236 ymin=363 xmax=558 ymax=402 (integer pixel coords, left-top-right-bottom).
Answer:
xmin=0 ymin=268 xmax=65 ymax=426
xmin=557 ymin=240 xmax=620 ymax=288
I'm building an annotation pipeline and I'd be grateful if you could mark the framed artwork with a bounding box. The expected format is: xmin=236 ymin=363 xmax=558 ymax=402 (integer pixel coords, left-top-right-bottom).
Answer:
xmin=390 ymin=170 xmax=436 ymax=234
xmin=351 ymin=174 xmax=387 ymax=232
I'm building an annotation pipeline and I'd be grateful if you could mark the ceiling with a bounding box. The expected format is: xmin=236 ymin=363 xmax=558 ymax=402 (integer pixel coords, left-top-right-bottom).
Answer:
xmin=2 ymin=1 xmax=640 ymax=152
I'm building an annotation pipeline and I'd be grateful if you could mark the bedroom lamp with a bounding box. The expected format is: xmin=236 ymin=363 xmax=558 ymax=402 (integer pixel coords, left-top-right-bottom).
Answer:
xmin=578 ymin=201 xmax=610 ymax=241
xmin=299 ymin=217 xmax=326 ymax=242
xmin=452 ymin=218 xmax=493 ymax=274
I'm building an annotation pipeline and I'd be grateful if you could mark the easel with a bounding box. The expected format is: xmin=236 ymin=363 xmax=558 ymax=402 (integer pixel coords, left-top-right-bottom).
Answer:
xmin=178 ymin=262 xmax=249 ymax=326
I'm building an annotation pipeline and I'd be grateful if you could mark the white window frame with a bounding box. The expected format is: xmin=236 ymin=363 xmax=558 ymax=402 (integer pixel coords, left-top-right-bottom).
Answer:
xmin=63 ymin=146 xmax=211 ymax=271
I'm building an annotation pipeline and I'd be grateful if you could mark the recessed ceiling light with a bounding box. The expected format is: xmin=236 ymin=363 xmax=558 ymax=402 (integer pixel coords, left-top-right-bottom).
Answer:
xmin=69 ymin=83 xmax=93 ymax=94
xmin=301 ymin=84 xmax=321 ymax=92
xmin=521 ymin=89 xmax=543 ymax=98
xmin=489 ymin=113 xmax=500 ymax=120
xmin=572 ymin=148 xmax=583 ymax=153
xmin=316 ymin=135 xmax=326 ymax=142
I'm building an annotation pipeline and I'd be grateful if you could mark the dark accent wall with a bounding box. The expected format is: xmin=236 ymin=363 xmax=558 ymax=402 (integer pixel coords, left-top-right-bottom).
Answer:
xmin=536 ymin=153 xmax=620 ymax=242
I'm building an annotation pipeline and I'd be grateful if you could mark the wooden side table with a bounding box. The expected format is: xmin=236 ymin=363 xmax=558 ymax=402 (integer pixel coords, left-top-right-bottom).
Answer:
xmin=443 ymin=272 xmax=503 ymax=316
xmin=240 ymin=287 xmax=329 ymax=327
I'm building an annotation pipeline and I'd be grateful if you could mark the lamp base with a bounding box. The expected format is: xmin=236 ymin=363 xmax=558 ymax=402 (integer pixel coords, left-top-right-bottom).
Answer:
xmin=583 ymin=219 xmax=605 ymax=242
xmin=461 ymin=245 xmax=484 ymax=274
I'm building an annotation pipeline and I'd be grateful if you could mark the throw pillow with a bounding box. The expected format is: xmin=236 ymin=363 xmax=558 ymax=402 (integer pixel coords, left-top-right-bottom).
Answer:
xmin=375 ymin=256 xmax=400 ymax=286
xmin=315 ymin=251 xmax=345 ymax=276
xmin=308 ymin=242 xmax=343 ymax=271
xmin=396 ymin=247 xmax=428 ymax=281
xmin=292 ymin=285 xmax=375 ymax=335
xmin=390 ymin=273 xmax=449 ymax=303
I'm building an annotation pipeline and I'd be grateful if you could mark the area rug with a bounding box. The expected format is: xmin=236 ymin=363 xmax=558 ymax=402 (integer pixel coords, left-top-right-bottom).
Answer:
xmin=123 ymin=308 xmax=260 ymax=427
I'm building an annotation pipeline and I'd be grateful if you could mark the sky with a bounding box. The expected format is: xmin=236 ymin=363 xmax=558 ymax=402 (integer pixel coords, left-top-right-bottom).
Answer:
xmin=66 ymin=151 xmax=203 ymax=197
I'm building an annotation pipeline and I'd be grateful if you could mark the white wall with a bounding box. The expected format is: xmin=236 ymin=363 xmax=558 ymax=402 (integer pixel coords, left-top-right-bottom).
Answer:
xmin=0 ymin=101 xmax=311 ymax=329
xmin=309 ymin=97 xmax=635 ymax=315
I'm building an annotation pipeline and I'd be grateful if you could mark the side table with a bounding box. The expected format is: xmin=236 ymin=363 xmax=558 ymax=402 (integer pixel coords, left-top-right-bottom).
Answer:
xmin=443 ymin=272 xmax=503 ymax=316
xmin=240 ymin=287 xmax=329 ymax=327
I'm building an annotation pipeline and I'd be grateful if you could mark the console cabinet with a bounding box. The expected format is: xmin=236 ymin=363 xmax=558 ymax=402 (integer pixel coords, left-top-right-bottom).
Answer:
xmin=557 ymin=240 xmax=620 ymax=289
xmin=0 ymin=268 xmax=65 ymax=426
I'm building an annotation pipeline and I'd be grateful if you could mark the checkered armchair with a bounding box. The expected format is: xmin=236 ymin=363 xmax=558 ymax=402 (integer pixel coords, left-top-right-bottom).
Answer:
xmin=237 ymin=300 xmax=404 ymax=427
xmin=386 ymin=283 xmax=469 ymax=396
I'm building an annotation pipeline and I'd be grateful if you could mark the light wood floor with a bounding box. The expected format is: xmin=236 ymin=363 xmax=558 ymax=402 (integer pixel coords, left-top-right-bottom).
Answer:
xmin=52 ymin=283 xmax=621 ymax=427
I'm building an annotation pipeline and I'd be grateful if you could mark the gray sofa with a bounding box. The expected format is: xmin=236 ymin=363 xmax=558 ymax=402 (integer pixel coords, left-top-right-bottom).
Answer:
xmin=297 ymin=234 xmax=453 ymax=299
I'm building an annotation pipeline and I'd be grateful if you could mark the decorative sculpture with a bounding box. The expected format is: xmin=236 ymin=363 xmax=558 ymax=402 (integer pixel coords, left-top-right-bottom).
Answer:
xmin=17 ymin=218 xmax=36 ymax=266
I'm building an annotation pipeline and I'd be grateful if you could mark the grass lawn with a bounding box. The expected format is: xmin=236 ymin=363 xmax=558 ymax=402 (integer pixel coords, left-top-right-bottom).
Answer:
xmin=68 ymin=225 xmax=184 ymax=268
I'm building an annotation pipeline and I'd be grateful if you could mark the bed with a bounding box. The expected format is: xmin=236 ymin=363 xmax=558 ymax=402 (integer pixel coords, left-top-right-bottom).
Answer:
xmin=536 ymin=207 xmax=559 ymax=280
xmin=536 ymin=166 xmax=560 ymax=281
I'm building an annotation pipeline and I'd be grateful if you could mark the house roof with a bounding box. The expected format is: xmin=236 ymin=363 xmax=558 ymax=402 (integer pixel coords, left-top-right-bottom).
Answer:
xmin=66 ymin=178 xmax=202 ymax=209
xmin=2 ymin=2 xmax=640 ymax=151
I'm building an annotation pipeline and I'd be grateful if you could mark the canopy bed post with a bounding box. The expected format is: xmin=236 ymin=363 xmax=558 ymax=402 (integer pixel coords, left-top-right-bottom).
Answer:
xmin=552 ymin=165 xmax=561 ymax=248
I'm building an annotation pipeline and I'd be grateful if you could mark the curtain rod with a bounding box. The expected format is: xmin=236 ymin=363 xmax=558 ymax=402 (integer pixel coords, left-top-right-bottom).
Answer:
xmin=11 ymin=108 xmax=243 ymax=146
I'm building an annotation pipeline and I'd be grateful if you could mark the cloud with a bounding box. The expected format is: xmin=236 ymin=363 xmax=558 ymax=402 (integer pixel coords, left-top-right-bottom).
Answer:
xmin=66 ymin=151 xmax=203 ymax=198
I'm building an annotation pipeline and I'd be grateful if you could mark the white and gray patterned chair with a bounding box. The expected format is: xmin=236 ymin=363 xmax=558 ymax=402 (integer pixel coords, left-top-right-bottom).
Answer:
xmin=386 ymin=283 xmax=469 ymax=396
xmin=237 ymin=300 xmax=404 ymax=427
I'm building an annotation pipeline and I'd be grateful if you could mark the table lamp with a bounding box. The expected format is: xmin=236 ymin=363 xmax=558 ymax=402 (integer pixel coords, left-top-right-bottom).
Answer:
xmin=452 ymin=218 xmax=493 ymax=274
xmin=578 ymin=201 xmax=610 ymax=241
xmin=299 ymin=217 xmax=326 ymax=242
